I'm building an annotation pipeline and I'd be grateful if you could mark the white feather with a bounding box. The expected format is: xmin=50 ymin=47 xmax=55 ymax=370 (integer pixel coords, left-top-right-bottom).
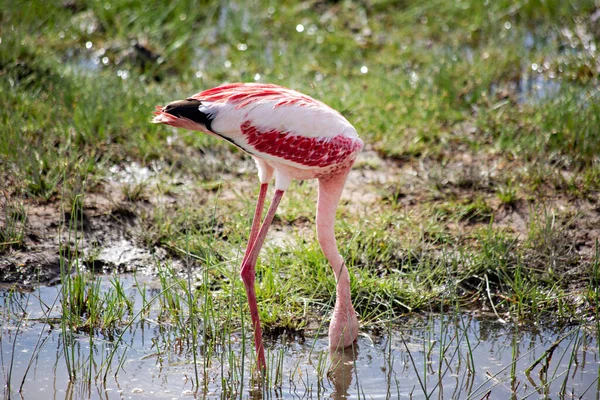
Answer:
xmin=210 ymin=101 xmax=357 ymax=141
xmin=198 ymin=101 xmax=217 ymax=117
xmin=193 ymin=94 xmax=361 ymax=175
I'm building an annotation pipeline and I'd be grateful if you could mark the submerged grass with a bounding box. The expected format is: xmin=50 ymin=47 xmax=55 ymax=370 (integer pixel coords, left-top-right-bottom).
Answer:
xmin=0 ymin=0 xmax=599 ymax=397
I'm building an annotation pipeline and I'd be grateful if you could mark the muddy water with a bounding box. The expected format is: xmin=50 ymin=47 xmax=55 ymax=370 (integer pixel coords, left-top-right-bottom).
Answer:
xmin=1 ymin=275 xmax=598 ymax=399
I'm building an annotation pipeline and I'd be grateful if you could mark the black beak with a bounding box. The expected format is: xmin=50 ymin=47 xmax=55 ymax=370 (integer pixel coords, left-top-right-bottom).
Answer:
xmin=163 ymin=99 xmax=203 ymax=119
xmin=162 ymin=98 xmax=214 ymax=131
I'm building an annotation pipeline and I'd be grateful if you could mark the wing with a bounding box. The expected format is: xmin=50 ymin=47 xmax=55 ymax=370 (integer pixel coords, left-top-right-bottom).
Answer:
xmin=190 ymin=83 xmax=363 ymax=169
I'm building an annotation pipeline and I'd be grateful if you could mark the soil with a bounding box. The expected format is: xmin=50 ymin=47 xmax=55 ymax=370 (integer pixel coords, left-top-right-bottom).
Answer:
xmin=0 ymin=185 xmax=171 ymax=289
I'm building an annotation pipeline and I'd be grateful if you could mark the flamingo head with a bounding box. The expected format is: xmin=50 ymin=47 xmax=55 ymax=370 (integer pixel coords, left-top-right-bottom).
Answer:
xmin=152 ymin=99 xmax=213 ymax=132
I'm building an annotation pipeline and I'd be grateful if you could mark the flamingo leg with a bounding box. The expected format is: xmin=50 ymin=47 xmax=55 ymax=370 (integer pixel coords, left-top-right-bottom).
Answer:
xmin=244 ymin=183 xmax=269 ymax=263
xmin=239 ymin=189 xmax=285 ymax=370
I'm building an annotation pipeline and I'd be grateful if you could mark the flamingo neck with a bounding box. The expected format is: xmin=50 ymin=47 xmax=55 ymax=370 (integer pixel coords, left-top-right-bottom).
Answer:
xmin=329 ymin=259 xmax=358 ymax=349
xmin=316 ymin=172 xmax=359 ymax=350
xmin=332 ymin=260 xmax=351 ymax=304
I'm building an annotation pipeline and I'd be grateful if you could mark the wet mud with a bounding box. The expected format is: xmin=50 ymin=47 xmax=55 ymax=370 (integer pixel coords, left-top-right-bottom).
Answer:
xmin=0 ymin=191 xmax=169 ymax=288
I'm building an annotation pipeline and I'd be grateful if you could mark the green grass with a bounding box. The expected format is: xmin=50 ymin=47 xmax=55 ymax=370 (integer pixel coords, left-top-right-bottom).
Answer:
xmin=0 ymin=0 xmax=599 ymax=391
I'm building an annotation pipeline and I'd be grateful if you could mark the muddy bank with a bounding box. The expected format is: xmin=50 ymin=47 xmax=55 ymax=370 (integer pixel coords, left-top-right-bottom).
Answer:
xmin=0 ymin=190 xmax=171 ymax=288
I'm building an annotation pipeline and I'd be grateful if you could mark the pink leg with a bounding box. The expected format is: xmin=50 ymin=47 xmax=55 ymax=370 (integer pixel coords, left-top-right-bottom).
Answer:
xmin=244 ymin=183 xmax=269 ymax=262
xmin=240 ymin=189 xmax=285 ymax=370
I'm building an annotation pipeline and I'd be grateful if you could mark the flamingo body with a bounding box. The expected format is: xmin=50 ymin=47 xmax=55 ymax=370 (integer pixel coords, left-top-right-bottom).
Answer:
xmin=154 ymin=83 xmax=362 ymax=183
xmin=153 ymin=83 xmax=362 ymax=369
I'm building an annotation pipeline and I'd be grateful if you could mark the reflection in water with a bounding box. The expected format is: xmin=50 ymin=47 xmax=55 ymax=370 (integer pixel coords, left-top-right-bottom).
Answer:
xmin=329 ymin=344 xmax=358 ymax=399
xmin=1 ymin=276 xmax=599 ymax=399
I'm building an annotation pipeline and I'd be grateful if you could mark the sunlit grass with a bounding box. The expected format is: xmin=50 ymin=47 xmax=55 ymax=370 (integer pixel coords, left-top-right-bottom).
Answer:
xmin=0 ymin=0 xmax=599 ymax=397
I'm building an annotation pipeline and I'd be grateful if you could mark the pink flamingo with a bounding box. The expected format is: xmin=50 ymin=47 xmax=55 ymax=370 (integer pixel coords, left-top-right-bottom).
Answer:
xmin=152 ymin=83 xmax=363 ymax=369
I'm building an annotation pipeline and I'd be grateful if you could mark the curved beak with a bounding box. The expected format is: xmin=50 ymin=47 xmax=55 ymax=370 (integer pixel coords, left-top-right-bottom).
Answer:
xmin=152 ymin=98 xmax=213 ymax=132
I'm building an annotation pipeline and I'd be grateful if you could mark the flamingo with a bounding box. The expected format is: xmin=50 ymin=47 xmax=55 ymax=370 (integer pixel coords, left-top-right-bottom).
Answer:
xmin=152 ymin=83 xmax=363 ymax=369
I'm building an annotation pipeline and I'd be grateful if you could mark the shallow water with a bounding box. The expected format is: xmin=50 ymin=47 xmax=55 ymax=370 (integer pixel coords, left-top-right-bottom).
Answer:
xmin=1 ymin=275 xmax=598 ymax=399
